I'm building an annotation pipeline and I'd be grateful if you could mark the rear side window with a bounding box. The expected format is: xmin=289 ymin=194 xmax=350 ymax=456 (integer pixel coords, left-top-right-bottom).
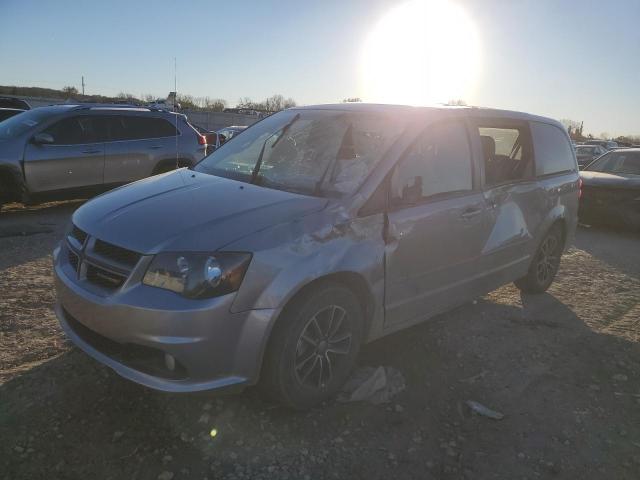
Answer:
xmin=390 ymin=122 xmax=472 ymax=206
xmin=477 ymin=124 xmax=533 ymax=186
xmin=531 ymin=122 xmax=576 ymax=175
xmin=107 ymin=116 xmax=178 ymax=141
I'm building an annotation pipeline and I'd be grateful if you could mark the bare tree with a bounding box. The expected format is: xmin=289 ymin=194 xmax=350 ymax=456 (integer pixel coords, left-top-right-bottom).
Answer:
xmin=204 ymin=98 xmax=227 ymax=112
xmin=342 ymin=97 xmax=362 ymax=103
xmin=62 ymin=85 xmax=78 ymax=96
xmin=446 ymin=99 xmax=467 ymax=106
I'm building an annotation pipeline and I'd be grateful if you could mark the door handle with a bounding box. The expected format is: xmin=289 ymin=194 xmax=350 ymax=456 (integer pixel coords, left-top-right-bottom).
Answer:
xmin=460 ymin=208 xmax=483 ymax=219
xmin=81 ymin=149 xmax=101 ymax=154
xmin=149 ymin=145 xmax=163 ymax=150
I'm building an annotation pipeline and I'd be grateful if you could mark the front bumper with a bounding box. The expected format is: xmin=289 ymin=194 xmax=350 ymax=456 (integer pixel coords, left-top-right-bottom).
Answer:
xmin=53 ymin=245 xmax=276 ymax=393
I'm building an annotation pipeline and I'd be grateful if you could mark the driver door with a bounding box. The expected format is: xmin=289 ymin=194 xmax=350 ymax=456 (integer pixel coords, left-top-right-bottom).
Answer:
xmin=24 ymin=115 xmax=106 ymax=193
xmin=384 ymin=120 xmax=489 ymax=327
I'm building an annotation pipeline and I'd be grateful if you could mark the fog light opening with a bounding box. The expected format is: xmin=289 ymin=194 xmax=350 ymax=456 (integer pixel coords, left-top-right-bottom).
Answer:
xmin=164 ymin=353 xmax=176 ymax=372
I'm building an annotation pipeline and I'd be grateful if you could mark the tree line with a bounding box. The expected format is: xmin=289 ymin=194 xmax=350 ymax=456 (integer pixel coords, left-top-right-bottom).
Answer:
xmin=0 ymin=85 xmax=296 ymax=114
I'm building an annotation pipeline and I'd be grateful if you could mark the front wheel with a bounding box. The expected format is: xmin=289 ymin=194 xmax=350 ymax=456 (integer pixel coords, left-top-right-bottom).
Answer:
xmin=515 ymin=224 xmax=563 ymax=294
xmin=260 ymin=284 xmax=364 ymax=409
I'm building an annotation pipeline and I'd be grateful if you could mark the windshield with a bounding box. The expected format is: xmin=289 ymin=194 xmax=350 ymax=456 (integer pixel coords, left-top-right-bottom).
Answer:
xmin=0 ymin=108 xmax=57 ymax=141
xmin=586 ymin=151 xmax=640 ymax=175
xmin=576 ymin=146 xmax=596 ymax=153
xmin=195 ymin=109 xmax=405 ymax=197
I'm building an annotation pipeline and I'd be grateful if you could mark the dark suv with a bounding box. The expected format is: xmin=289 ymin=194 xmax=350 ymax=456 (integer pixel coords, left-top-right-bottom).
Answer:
xmin=0 ymin=104 xmax=206 ymax=209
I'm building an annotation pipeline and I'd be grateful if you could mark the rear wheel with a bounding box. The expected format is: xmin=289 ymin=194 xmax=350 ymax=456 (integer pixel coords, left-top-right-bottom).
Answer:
xmin=260 ymin=284 xmax=364 ymax=409
xmin=515 ymin=224 xmax=563 ymax=294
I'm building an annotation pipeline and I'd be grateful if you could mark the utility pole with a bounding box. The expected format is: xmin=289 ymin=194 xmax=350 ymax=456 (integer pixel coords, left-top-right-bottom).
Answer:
xmin=81 ymin=76 xmax=85 ymax=95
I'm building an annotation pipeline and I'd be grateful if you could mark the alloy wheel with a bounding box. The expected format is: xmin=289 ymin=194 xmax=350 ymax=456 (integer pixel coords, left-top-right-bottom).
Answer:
xmin=294 ymin=305 xmax=352 ymax=389
xmin=535 ymin=234 xmax=559 ymax=284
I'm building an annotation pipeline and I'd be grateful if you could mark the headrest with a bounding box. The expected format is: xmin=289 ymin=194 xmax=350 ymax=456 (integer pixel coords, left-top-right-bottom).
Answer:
xmin=480 ymin=135 xmax=496 ymax=159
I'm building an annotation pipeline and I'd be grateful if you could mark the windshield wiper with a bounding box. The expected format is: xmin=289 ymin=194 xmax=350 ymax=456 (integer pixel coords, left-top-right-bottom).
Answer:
xmin=251 ymin=113 xmax=300 ymax=184
xmin=313 ymin=123 xmax=353 ymax=196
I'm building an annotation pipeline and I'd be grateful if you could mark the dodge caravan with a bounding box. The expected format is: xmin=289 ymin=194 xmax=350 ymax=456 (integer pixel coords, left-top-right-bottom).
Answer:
xmin=53 ymin=104 xmax=579 ymax=408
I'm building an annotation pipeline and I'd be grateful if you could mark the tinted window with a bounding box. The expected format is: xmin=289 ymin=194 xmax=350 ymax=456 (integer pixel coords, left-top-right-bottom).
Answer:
xmin=0 ymin=110 xmax=21 ymax=122
xmin=391 ymin=122 xmax=472 ymax=205
xmin=477 ymin=125 xmax=532 ymax=186
xmin=107 ymin=116 xmax=178 ymax=141
xmin=0 ymin=108 xmax=58 ymax=141
xmin=531 ymin=122 xmax=576 ymax=175
xmin=43 ymin=116 xmax=107 ymax=144
xmin=587 ymin=151 xmax=640 ymax=175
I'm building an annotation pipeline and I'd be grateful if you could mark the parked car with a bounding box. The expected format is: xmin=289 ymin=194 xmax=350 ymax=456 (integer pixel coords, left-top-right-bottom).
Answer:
xmin=0 ymin=107 xmax=26 ymax=122
xmin=0 ymin=96 xmax=31 ymax=110
xmin=579 ymin=148 xmax=640 ymax=230
xmin=53 ymin=104 xmax=579 ymax=408
xmin=0 ymin=104 xmax=206 ymax=210
xmin=216 ymin=125 xmax=247 ymax=146
xmin=191 ymin=124 xmax=215 ymax=155
xmin=575 ymin=144 xmax=607 ymax=168
xmin=584 ymin=139 xmax=619 ymax=150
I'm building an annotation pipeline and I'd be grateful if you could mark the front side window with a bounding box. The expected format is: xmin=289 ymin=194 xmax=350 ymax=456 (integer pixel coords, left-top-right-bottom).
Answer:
xmin=390 ymin=122 xmax=472 ymax=206
xmin=43 ymin=116 xmax=106 ymax=144
xmin=586 ymin=151 xmax=640 ymax=175
xmin=478 ymin=125 xmax=533 ymax=186
xmin=195 ymin=109 xmax=405 ymax=197
xmin=531 ymin=122 xmax=576 ymax=175
xmin=0 ymin=108 xmax=59 ymax=141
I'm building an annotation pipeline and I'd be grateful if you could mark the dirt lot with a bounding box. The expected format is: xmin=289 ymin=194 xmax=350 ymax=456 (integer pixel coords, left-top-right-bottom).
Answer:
xmin=1 ymin=201 xmax=639 ymax=480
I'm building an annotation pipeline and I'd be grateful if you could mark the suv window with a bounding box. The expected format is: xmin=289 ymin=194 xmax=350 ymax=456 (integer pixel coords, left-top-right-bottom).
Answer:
xmin=43 ymin=116 xmax=107 ymax=145
xmin=478 ymin=125 xmax=533 ymax=186
xmin=531 ymin=122 xmax=576 ymax=175
xmin=390 ymin=122 xmax=472 ymax=206
xmin=107 ymin=116 xmax=178 ymax=141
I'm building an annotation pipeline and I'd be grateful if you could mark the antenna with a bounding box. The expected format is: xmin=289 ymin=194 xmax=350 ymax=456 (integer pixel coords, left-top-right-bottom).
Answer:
xmin=174 ymin=57 xmax=179 ymax=169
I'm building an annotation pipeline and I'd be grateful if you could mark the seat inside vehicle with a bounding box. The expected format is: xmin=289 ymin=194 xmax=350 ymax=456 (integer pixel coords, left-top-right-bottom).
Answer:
xmin=479 ymin=126 xmax=533 ymax=186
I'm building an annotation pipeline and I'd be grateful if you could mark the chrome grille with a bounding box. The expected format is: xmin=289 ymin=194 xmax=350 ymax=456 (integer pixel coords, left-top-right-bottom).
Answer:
xmin=86 ymin=263 xmax=127 ymax=290
xmin=93 ymin=239 xmax=141 ymax=268
xmin=70 ymin=226 xmax=88 ymax=245
xmin=68 ymin=250 xmax=80 ymax=272
xmin=65 ymin=225 xmax=143 ymax=293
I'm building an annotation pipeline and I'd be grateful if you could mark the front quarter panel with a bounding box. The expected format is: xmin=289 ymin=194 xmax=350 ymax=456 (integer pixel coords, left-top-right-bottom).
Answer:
xmin=225 ymin=207 xmax=386 ymax=340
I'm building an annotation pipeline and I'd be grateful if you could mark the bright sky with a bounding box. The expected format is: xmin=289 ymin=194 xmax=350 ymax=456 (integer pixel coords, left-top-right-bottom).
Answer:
xmin=1 ymin=0 xmax=638 ymax=137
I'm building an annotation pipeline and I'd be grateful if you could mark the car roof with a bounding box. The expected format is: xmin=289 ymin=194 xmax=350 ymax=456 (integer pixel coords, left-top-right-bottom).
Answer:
xmin=32 ymin=103 xmax=183 ymax=116
xmin=290 ymin=103 xmax=564 ymax=128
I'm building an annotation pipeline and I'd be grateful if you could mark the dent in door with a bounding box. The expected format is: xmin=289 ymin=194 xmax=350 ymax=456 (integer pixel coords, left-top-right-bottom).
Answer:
xmin=482 ymin=199 xmax=529 ymax=253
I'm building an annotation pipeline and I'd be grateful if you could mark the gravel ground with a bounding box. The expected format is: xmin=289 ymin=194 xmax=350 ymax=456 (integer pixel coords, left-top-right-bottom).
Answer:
xmin=1 ymin=201 xmax=639 ymax=480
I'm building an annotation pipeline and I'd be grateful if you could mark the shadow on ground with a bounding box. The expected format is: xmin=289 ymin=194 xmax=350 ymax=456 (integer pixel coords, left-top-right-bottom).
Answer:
xmin=2 ymin=293 xmax=639 ymax=480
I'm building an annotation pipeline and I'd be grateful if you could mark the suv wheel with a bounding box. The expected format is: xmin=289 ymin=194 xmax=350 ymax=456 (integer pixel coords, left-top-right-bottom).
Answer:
xmin=515 ymin=224 xmax=563 ymax=294
xmin=260 ymin=284 xmax=363 ymax=409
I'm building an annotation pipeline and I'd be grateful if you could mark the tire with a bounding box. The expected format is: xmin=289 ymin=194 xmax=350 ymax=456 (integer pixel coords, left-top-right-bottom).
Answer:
xmin=260 ymin=283 xmax=364 ymax=409
xmin=514 ymin=224 xmax=563 ymax=294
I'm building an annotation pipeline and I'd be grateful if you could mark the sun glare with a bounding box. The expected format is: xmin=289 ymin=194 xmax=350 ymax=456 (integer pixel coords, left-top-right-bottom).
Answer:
xmin=361 ymin=0 xmax=480 ymax=106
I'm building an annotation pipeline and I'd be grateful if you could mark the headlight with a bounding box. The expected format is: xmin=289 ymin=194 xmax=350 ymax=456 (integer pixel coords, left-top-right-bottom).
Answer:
xmin=142 ymin=252 xmax=251 ymax=299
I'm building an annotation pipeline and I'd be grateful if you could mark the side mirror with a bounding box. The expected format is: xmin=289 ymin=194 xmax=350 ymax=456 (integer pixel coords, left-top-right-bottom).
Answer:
xmin=32 ymin=133 xmax=54 ymax=145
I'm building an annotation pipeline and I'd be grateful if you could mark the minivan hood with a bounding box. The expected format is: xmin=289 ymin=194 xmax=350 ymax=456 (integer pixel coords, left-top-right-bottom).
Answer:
xmin=73 ymin=169 xmax=328 ymax=253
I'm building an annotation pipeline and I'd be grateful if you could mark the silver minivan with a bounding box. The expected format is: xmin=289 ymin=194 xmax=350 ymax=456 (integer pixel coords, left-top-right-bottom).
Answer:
xmin=53 ymin=104 xmax=579 ymax=408
xmin=0 ymin=104 xmax=206 ymax=210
